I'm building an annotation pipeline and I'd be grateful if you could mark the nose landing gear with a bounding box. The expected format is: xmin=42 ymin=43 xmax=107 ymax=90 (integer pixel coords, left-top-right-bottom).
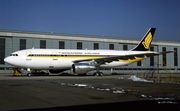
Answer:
xmin=12 ymin=69 xmax=22 ymax=76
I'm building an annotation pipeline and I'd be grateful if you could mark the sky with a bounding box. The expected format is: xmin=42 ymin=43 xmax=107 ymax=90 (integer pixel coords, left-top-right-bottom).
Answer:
xmin=0 ymin=0 xmax=180 ymax=42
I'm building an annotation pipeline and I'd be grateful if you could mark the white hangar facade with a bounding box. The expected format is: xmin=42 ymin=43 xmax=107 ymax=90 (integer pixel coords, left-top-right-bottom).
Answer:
xmin=0 ymin=30 xmax=180 ymax=74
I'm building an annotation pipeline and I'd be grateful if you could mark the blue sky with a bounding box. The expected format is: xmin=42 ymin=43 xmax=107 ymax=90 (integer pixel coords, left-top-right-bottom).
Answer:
xmin=0 ymin=0 xmax=180 ymax=41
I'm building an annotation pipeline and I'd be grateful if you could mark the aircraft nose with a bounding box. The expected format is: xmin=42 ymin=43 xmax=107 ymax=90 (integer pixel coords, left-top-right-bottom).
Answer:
xmin=4 ymin=57 xmax=9 ymax=63
xmin=4 ymin=57 xmax=11 ymax=64
xmin=4 ymin=55 xmax=24 ymax=67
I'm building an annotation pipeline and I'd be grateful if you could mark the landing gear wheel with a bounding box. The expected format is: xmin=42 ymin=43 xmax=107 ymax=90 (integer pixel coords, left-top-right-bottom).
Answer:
xmin=94 ymin=72 xmax=99 ymax=76
xmin=94 ymin=72 xmax=103 ymax=76
xmin=27 ymin=73 xmax=31 ymax=77
xmin=99 ymin=72 xmax=104 ymax=76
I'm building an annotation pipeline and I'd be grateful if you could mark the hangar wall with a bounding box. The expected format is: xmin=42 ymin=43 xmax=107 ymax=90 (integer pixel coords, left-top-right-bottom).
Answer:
xmin=0 ymin=30 xmax=180 ymax=74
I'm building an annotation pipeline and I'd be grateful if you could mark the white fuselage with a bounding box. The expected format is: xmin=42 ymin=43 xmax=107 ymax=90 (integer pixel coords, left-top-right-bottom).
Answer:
xmin=4 ymin=49 xmax=150 ymax=70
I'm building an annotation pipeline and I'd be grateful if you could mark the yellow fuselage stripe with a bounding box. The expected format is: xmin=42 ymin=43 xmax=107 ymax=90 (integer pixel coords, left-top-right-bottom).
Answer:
xmin=28 ymin=55 xmax=145 ymax=63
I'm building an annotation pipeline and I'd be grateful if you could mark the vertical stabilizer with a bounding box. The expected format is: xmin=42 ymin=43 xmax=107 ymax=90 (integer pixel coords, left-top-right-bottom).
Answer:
xmin=131 ymin=28 xmax=156 ymax=51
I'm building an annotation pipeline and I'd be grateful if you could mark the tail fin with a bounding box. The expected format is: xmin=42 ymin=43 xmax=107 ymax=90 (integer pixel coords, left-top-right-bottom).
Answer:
xmin=131 ymin=28 xmax=156 ymax=51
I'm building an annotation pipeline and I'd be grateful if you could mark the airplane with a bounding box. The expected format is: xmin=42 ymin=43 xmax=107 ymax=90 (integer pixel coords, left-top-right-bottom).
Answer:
xmin=4 ymin=28 xmax=174 ymax=76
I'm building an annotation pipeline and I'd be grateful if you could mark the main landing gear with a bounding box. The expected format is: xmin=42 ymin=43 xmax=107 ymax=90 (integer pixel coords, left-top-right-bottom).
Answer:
xmin=94 ymin=72 xmax=104 ymax=76
xmin=93 ymin=67 xmax=104 ymax=76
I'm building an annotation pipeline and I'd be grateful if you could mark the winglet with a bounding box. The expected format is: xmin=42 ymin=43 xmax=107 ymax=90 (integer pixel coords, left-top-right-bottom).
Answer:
xmin=131 ymin=28 xmax=156 ymax=51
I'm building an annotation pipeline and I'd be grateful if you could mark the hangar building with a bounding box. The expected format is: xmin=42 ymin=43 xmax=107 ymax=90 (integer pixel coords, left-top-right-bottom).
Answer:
xmin=0 ymin=30 xmax=180 ymax=74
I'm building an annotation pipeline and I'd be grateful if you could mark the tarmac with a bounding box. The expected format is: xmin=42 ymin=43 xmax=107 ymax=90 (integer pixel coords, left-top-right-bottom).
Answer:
xmin=0 ymin=74 xmax=180 ymax=111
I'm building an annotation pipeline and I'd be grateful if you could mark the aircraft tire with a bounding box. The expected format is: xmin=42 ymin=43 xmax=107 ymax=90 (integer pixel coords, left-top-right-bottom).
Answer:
xmin=94 ymin=72 xmax=103 ymax=76
xmin=100 ymin=72 xmax=104 ymax=76
xmin=27 ymin=73 xmax=31 ymax=77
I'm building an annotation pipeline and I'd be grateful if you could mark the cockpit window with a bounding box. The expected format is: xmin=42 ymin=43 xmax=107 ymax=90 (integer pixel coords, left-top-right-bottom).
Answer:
xmin=10 ymin=54 xmax=18 ymax=56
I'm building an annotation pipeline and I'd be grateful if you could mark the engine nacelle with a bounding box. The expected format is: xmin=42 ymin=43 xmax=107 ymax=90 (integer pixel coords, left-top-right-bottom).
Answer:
xmin=71 ymin=63 xmax=96 ymax=75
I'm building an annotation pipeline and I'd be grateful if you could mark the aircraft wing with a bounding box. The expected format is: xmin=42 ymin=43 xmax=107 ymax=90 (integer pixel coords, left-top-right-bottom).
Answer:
xmin=73 ymin=51 xmax=174 ymax=64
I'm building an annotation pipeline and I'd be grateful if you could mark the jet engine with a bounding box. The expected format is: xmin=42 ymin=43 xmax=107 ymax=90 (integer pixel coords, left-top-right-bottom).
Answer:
xmin=71 ymin=63 xmax=96 ymax=75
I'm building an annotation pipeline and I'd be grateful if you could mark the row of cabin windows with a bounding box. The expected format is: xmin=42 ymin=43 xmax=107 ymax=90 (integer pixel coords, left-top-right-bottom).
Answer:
xmin=28 ymin=54 xmax=106 ymax=57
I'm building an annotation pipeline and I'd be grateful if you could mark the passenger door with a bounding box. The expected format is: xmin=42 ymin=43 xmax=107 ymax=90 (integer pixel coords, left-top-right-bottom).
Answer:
xmin=26 ymin=51 xmax=31 ymax=60
xmin=52 ymin=51 xmax=58 ymax=60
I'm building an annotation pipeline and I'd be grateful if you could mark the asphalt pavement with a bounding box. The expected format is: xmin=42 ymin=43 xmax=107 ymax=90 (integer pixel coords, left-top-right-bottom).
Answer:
xmin=0 ymin=74 xmax=180 ymax=111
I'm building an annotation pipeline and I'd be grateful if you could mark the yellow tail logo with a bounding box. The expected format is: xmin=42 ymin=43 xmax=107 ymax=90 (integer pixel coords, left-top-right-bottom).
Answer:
xmin=142 ymin=32 xmax=152 ymax=49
